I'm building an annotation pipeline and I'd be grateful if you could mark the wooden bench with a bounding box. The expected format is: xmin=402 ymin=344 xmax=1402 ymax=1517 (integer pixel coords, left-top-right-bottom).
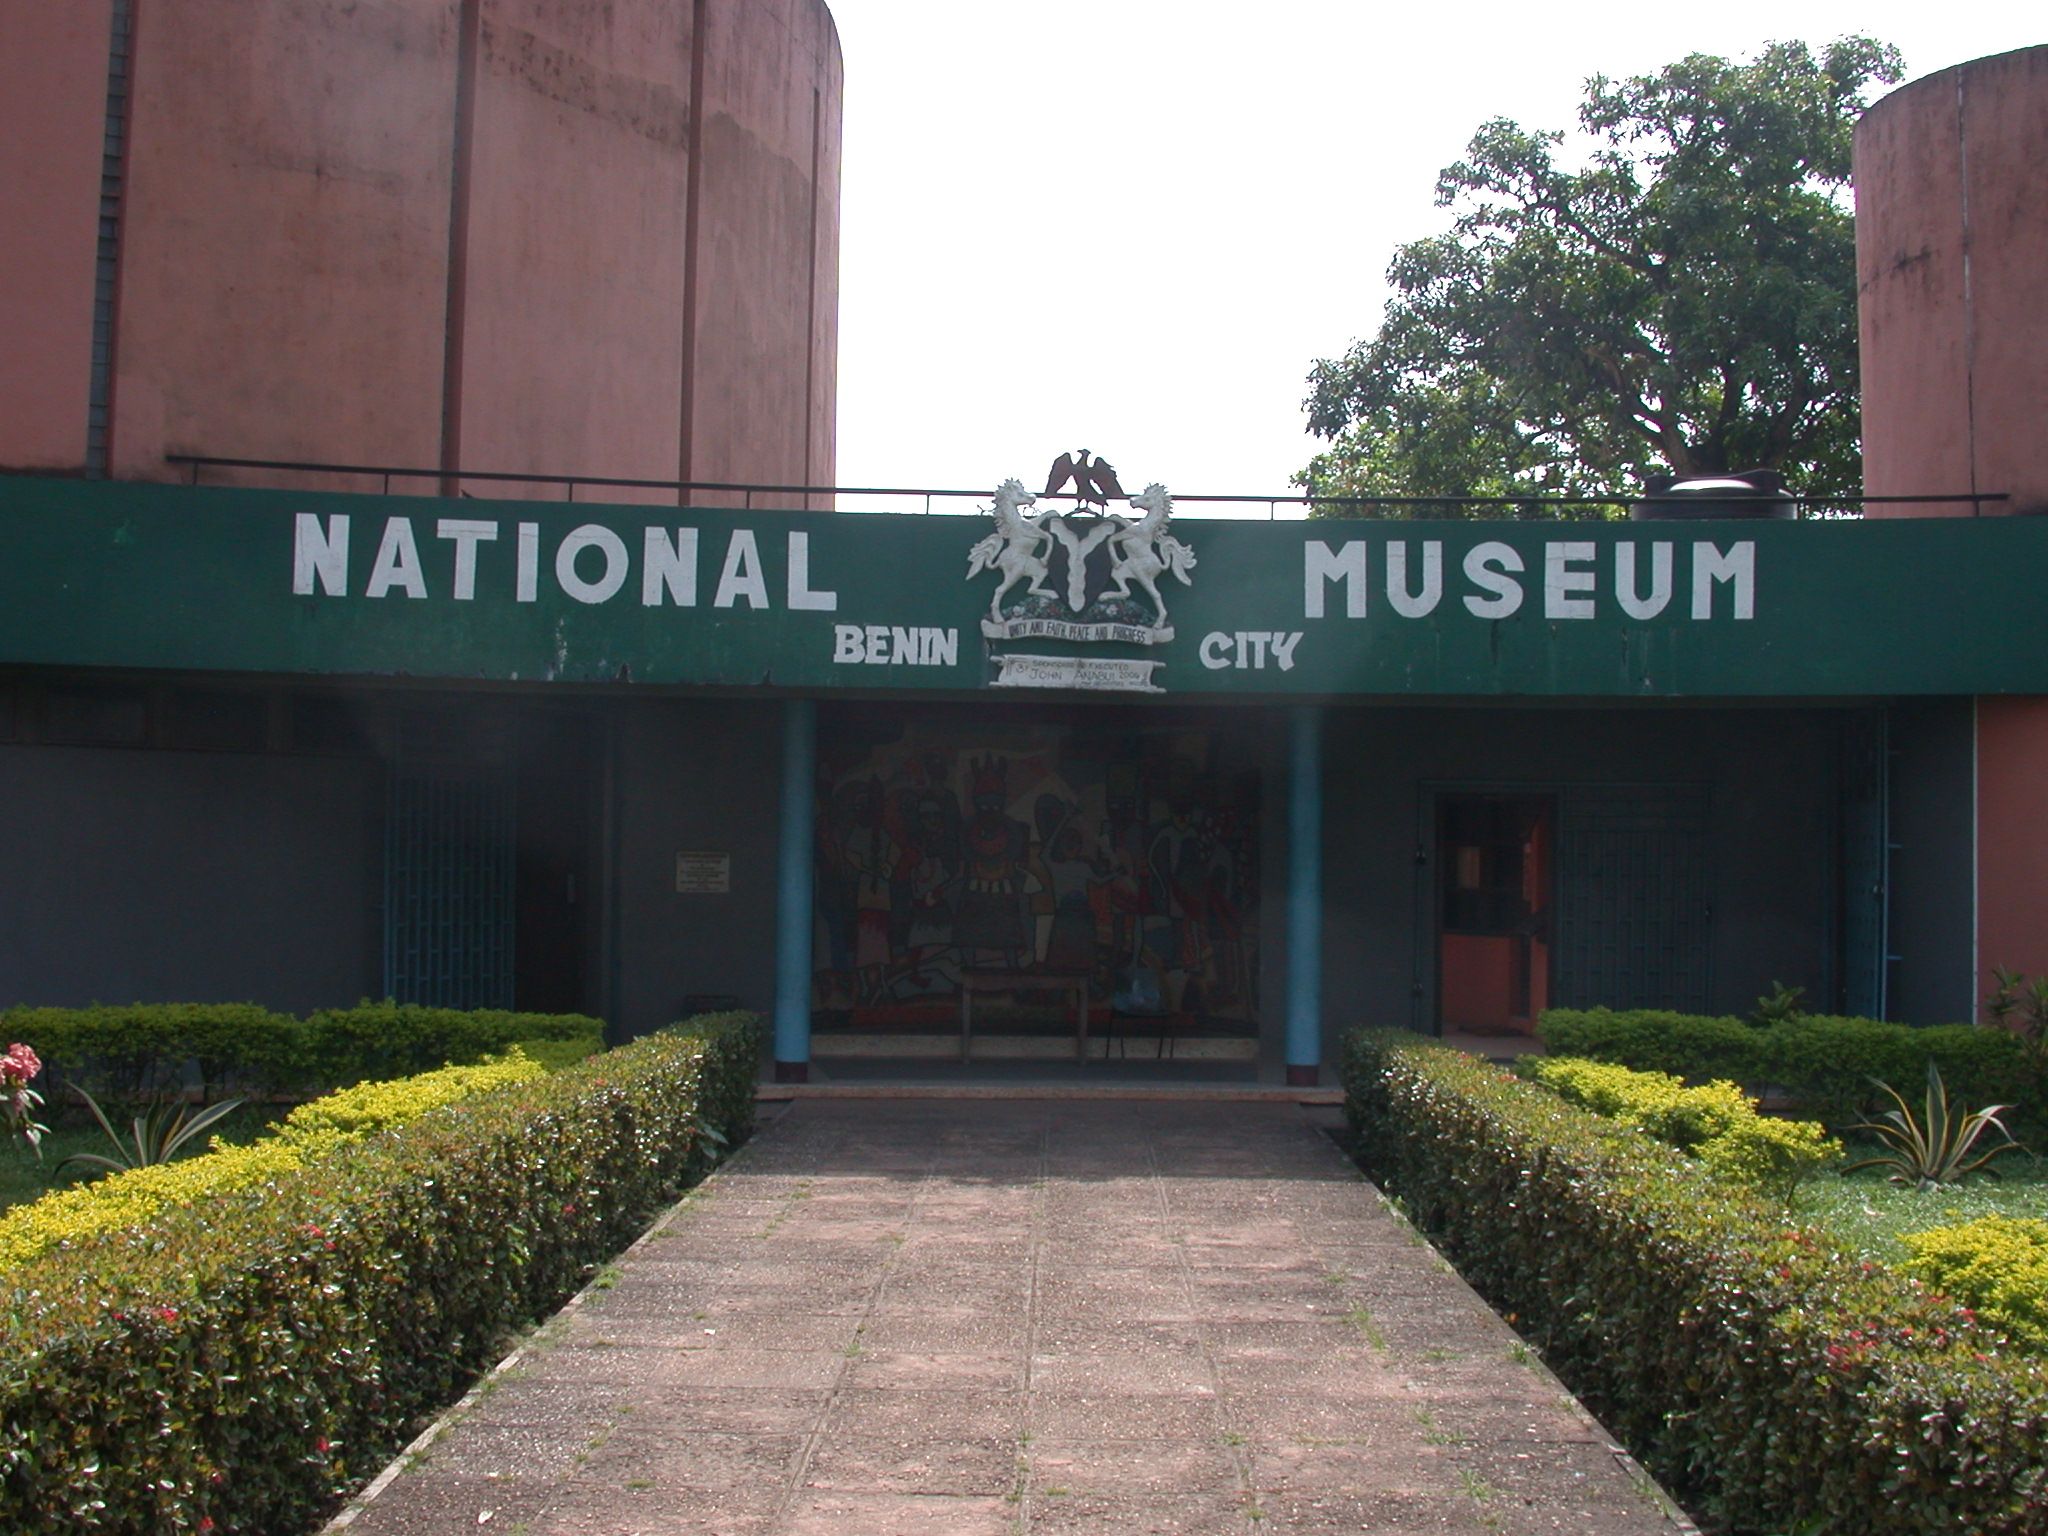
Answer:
xmin=958 ymin=970 xmax=1091 ymax=1063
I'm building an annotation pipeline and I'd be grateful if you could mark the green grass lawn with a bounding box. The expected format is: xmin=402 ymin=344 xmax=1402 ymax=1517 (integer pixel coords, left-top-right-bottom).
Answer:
xmin=1798 ymin=1144 xmax=2048 ymax=1264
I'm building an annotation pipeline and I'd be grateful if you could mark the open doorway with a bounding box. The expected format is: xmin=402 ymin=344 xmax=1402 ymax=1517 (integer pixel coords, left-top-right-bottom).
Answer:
xmin=1435 ymin=794 xmax=1554 ymax=1034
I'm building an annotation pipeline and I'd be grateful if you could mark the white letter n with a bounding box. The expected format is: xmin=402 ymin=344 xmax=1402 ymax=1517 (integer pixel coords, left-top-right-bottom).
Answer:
xmin=292 ymin=513 xmax=350 ymax=596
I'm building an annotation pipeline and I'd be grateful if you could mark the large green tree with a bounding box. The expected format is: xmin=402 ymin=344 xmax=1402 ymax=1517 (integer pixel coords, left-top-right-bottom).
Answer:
xmin=1301 ymin=38 xmax=1902 ymax=515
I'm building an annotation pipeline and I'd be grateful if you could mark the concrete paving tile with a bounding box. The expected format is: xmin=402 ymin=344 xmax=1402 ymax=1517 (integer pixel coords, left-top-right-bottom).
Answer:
xmin=1030 ymin=1389 xmax=1227 ymax=1442
xmin=1204 ymin=1317 xmax=1384 ymax=1357
xmin=1437 ymin=1438 xmax=1665 ymax=1520
xmin=1210 ymin=1354 xmax=1404 ymax=1399
xmin=876 ymin=1261 xmax=1024 ymax=1302
xmin=1024 ymin=1436 xmax=1246 ymax=1497
xmin=687 ymin=1293 xmax=872 ymax=1322
xmin=1037 ymin=1266 xmax=1194 ymax=1319
xmin=630 ymin=1387 xmax=831 ymax=1435
xmin=894 ymin=1233 xmax=1035 ymax=1266
xmin=455 ymin=1374 xmax=638 ymax=1428
xmin=1222 ymin=1393 xmax=1424 ymax=1443
xmin=1184 ymin=1282 xmax=1349 ymax=1323
xmin=398 ymin=1417 xmax=593 ymax=1481
xmin=1245 ymin=1438 xmax=1452 ymax=1497
xmin=589 ymin=1256 xmax=736 ymax=1292
xmin=841 ymin=1349 xmax=1023 ymax=1391
xmin=801 ymin=1432 xmax=1021 ymax=1495
xmin=639 ymin=1313 xmax=861 ymax=1353
xmin=1041 ymin=1233 xmax=1188 ymax=1267
xmin=1024 ymin=1489 xmax=1254 ymax=1534
xmin=536 ymin=1479 xmax=780 ymax=1534
xmin=1031 ymin=1317 xmax=1208 ymax=1357
xmin=338 ymin=1471 xmax=555 ymax=1535
xmin=1028 ymin=1348 xmax=1217 ymax=1397
xmin=824 ymin=1387 xmax=1024 ymax=1441
xmin=772 ymin=1218 xmax=912 ymax=1243
xmin=1250 ymin=1488 xmax=1492 ymax=1535
xmin=575 ymin=1424 xmax=808 ymax=1491
xmin=776 ymin=1490 xmax=1021 ymax=1534
xmin=712 ymin=1259 xmax=888 ymax=1298
xmin=534 ymin=1343 xmax=846 ymax=1391
xmin=1400 ymin=1392 xmax=1608 ymax=1448
xmin=853 ymin=1309 xmax=1030 ymax=1354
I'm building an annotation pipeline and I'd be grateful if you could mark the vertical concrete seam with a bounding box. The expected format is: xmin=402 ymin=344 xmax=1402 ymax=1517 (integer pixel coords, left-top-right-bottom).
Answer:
xmin=1955 ymin=73 xmax=1979 ymax=509
xmin=803 ymin=83 xmax=822 ymax=508
xmin=678 ymin=0 xmax=710 ymax=499
xmin=438 ymin=0 xmax=482 ymax=496
xmin=86 ymin=0 xmax=137 ymax=479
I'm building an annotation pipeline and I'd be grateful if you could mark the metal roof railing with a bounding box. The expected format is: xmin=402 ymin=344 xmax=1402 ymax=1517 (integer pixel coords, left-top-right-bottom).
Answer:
xmin=163 ymin=455 xmax=2009 ymax=521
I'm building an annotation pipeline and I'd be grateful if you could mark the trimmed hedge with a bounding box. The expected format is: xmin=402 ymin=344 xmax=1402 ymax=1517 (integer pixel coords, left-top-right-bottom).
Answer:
xmin=1903 ymin=1217 xmax=2048 ymax=1353
xmin=1 ymin=1004 xmax=304 ymax=1103
xmin=0 ymin=1011 xmax=760 ymax=1535
xmin=1523 ymin=1056 xmax=1840 ymax=1204
xmin=298 ymin=1003 xmax=605 ymax=1088
xmin=0 ymin=1001 xmax=607 ymax=1105
xmin=0 ymin=1054 xmax=548 ymax=1270
xmin=1538 ymin=1007 xmax=2036 ymax=1127
xmin=1344 ymin=1029 xmax=2048 ymax=1536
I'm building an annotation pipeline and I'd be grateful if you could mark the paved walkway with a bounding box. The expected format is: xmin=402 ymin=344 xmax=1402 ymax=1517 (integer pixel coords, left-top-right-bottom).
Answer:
xmin=330 ymin=1100 xmax=1689 ymax=1536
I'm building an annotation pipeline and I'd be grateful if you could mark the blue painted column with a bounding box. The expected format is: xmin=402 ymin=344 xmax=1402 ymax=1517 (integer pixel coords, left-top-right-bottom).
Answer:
xmin=773 ymin=698 xmax=817 ymax=1082
xmin=1286 ymin=706 xmax=1324 ymax=1086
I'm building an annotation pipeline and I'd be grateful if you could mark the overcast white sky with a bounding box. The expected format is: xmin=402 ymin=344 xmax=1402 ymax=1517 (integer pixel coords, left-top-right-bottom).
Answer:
xmin=823 ymin=3 xmax=2039 ymax=507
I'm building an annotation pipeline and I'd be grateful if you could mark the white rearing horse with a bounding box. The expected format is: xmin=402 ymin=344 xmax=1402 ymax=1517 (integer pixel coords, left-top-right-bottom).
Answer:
xmin=1107 ymin=483 xmax=1196 ymax=627
xmin=966 ymin=478 xmax=1053 ymax=621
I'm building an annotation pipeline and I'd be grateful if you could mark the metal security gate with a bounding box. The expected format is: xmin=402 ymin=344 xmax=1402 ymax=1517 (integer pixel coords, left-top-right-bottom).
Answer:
xmin=1553 ymin=786 xmax=1712 ymax=1012
xmin=383 ymin=761 xmax=517 ymax=1008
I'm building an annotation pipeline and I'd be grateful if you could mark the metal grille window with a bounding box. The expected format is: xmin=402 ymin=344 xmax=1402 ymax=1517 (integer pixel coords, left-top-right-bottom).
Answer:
xmin=1554 ymin=786 xmax=1712 ymax=1012
xmin=383 ymin=763 xmax=516 ymax=1008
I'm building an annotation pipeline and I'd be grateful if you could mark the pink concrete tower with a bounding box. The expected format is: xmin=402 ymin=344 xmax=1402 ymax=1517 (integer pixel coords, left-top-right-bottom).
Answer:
xmin=1855 ymin=45 xmax=2048 ymax=1004
xmin=0 ymin=0 xmax=843 ymax=507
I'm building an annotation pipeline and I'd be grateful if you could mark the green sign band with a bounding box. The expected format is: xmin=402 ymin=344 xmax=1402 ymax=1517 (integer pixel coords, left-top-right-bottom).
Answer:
xmin=3 ymin=476 xmax=2044 ymax=697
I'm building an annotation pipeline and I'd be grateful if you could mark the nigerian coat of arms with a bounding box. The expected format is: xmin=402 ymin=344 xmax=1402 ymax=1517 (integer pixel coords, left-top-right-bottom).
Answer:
xmin=965 ymin=451 xmax=1196 ymax=646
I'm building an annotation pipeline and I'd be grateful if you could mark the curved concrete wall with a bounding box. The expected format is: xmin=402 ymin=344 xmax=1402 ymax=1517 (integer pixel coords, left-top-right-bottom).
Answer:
xmin=1855 ymin=47 xmax=2048 ymax=1011
xmin=1855 ymin=45 xmax=2048 ymax=518
xmin=0 ymin=0 xmax=841 ymax=506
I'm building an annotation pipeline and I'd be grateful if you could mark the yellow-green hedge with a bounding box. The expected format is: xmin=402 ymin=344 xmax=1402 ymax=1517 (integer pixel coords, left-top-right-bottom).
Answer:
xmin=0 ymin=1054 xmax=545 ymax=1270
xmin=1903 ymin=1216 xmax=2048 ymax=1351
xmin=1525 ymin=1055 xmax=1841 ymax=1202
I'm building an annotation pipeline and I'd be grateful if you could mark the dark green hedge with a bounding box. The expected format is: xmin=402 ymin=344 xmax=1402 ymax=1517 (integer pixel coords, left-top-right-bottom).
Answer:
xmin=0 ymin=1010 xmax=760 ymax=1535
xmin=1343 ymin=1029 xmax=2048 ymax=1536
xmin=0 ymin=1001 xmax=608 ymax=1104
xmin=1538 ymin=1007 xmax=2036 ymax=1126
xmin=301 ymin=1003 xmax=604 ymax=1087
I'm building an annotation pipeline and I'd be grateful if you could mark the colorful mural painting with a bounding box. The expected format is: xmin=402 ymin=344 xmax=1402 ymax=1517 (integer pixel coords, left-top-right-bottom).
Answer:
xmin=812 ymin=715 xmax=1261 ymax=1033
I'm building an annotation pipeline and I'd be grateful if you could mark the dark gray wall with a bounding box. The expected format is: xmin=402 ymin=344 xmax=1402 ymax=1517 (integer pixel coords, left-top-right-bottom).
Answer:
xmin=609 ymin=699 xmax=783 ymax=1039
xmin=0 ymin=743 xmax=380 ymax=1011
xmin=1887 ymin=698 xmax=1977 ymax=1023
xmin=1310 ymin=704 xmax=1847 ymax=1063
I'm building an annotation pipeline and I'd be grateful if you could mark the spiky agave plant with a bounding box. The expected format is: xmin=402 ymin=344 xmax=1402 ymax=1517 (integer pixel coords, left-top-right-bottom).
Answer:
xmin=1844 ymin=1062 xmax=2023 ymax=1191
xmin=57 ymin=1085 xmax=245 ymax=1177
